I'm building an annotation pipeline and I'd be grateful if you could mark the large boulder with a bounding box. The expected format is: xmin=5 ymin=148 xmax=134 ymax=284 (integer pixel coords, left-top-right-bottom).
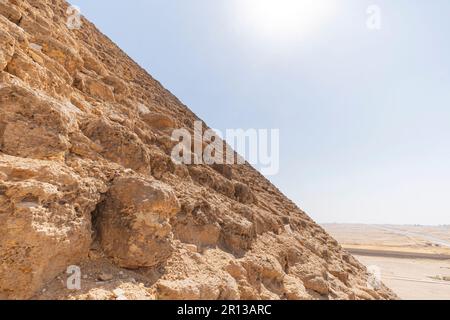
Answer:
xmin=96 ymin=176 xmax=180 ymax=269
xmin=0 ymin=84 xmax=80 ymax=160
xmin=0 ymin=155 xmax=102 ymax=299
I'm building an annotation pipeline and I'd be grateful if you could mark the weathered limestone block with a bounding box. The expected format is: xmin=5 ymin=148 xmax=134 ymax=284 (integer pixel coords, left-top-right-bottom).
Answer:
xmin=302 ymin=275 xmax=330 ymax=296
xmin=211 ymin=163 xmax=233 ymax=180
xmin=220 ymin=215 xmax=256 ymax=254
xmin=282 ymin=275 xmax=310 ymax=300
xmin=79 ymin=46 xmax=108 ymax=77
xmin=0 ymin=1 xmax=22 ymax=25
xmin=37 ymin=36 xmax=83 ymax=76
xmin=0 ymin=29 xmax=15 ymax=70
xmin=19 ymin=15 xmax=50 ymax=37
xmin=212 ymin=176 xmax=235 ymax=199
xmin=157 ymin=279 xmax=204 ymax=300
xmin=0 ymin=14 xmax=29 ymax=50
xmin=102 ymin=75 xmax=129 ymax=100
xmin=234 ymin=182 xmax=255 ymax=204
xmin=74 ymin=73 xmax=115 ymax=102
xmin=96 ymin=176 xmax=180 ymax=268
xmin=5 ymin=49 xmax=72 ymax=98
xmin=142 ymin=112 xmax=176 ymax=130
xmin=149 ymin=148 xmax=175 ymax=180
xmin=188 ymin=165 xmax=236 ymax=199
xmin=329 ymin=266 xmax=349 ymax=285
xmin=0 ymin=155 xmax=101 ymax=299
xmin=241 ymin=254 xmax=285 ymax=286
xmin=0 ymin=84 xmax=79 ymax=159
xmin=80 ymin=117 xmax=151 ymax=173
xmin=172 ymin=201 xmax=222 ymax=248
xmin=156 ymin=276 xmax=239 ymax=300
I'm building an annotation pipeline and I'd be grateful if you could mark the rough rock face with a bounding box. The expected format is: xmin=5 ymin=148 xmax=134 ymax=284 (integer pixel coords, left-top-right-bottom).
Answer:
xmin=96 ymin=176 xmax=180 ymax=269
xmin=0 ymin=155 xmax=104 ymax=299
xmin=0 ymin=0 xmax=397 ymax=300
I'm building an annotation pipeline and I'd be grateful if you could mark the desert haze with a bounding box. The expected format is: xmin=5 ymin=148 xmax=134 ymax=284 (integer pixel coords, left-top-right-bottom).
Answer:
xmin=323 ymin=224 xmax=450 ymax=300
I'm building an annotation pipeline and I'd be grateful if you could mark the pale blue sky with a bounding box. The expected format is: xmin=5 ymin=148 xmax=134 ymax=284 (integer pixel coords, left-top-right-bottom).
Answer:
xmin=70 ymin=0 xmax=450 ymax=225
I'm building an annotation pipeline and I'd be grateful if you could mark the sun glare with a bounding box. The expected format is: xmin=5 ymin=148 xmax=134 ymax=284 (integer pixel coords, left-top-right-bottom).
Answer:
xmin=236 ymin=0 xmax=336 ymax=41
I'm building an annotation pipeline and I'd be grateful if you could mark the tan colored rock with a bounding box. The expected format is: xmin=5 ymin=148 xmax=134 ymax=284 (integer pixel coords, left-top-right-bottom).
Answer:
xmin=156 ymin=279 xmax=203 ymax=300
xmin=212 ymin=163 xmax=233 ymax=180
xmin=234 ymin=182 xmax=255 ymax=204
xmin=329 ymin=267 xmax=349 ymax=285
xmin=221 ymin=215 xmax=256 ymax=254
xmin=102 ymin=75 xmax=129 ymax=100
xmin=283 ymin=275 xmax=310 ymax=300
xmin=97 ymin=273 xmax=113 ymax=282
xmin=157 ymin=276 xmax=239 ymax=300
xmin=74 ymin=73 xmax=115 ymax=102
xmin=0 ymin=29 xmax=15 ymax=71
xmin=0 ymin=2 xmax=22 ymax=25
xmin=185 ymin=244 xmax=198 ymax=253
xmin=28 ymin=47 xmax=44 ymax=65
xmin=172 ymin=200 xmax=222 ymax=248
xmin=303 ymin=276 xmax=330 ymax=296
xmin=79 ymin=47 xmax=108 ymax=77
xmin=142 ymin=112 xmax=176 ymax=130
xmin=7 ymin=52 xmax=70 ymax=95
xmin=0 ymin=155 xmax=101 ymax=299
xmin=80 ymin=117 xmax=151 ymax=173
xmin=38 ymin=36 xmax=83 ymax=76
xmin=0 ymin=14 xmax=29 ymax=49
xmin=96 ymin=176 xmax=180 ymax=269
xmin=352 ymin=288 xmax=374 ymax=300
xmin=0 ymin=83 xmax=78 ymax=159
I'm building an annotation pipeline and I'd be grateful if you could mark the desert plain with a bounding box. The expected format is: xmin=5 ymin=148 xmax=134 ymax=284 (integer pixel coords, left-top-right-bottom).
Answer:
xmin=322 ymin=224 xmax=450 ymax=300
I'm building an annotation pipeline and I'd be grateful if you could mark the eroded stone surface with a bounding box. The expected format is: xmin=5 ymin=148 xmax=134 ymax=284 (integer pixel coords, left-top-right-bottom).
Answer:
xmin=96 ymin=176 xmax=180 ymax=269
xmin=0 ymin=155 xmax=103 ymax=299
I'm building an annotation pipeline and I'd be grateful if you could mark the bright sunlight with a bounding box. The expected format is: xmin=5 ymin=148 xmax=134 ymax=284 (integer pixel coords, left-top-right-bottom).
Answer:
xmin=235 ymin=0 xmax=337 ymax=42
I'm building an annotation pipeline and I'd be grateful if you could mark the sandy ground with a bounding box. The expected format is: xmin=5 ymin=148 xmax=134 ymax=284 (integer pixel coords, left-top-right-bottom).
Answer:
xmin=355 ymin=255 xmax=450 ymax=300
xmin=322 ymin=224 xmax=450 ymax=300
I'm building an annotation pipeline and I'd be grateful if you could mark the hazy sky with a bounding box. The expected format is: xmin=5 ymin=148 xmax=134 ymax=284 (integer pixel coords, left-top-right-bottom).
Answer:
xmin=70 ymin=0 xmax=450 ymax=225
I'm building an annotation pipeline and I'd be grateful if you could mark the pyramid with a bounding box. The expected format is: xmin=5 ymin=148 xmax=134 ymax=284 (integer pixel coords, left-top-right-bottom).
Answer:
xmin=0 ymin=0 xmax=396 ymax=299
